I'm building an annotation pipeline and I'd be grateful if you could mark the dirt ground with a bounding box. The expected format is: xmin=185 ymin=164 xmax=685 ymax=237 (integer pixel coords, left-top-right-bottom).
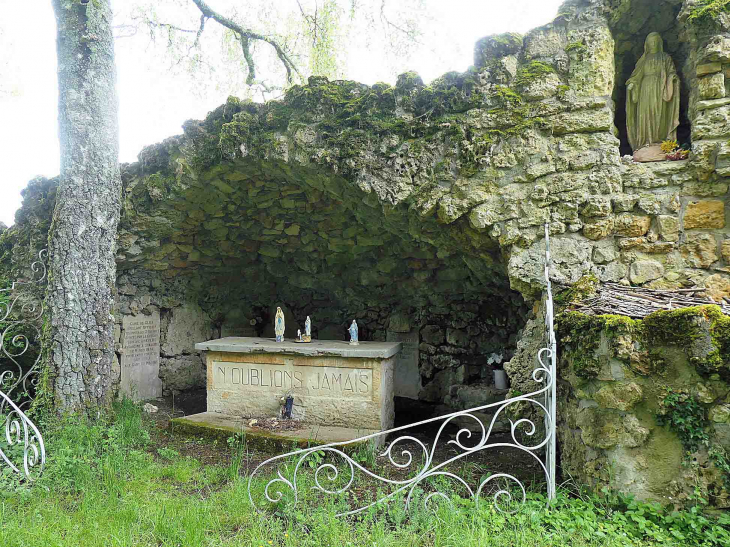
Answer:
xmin=144 ymin=389 xmax=549 ymax=493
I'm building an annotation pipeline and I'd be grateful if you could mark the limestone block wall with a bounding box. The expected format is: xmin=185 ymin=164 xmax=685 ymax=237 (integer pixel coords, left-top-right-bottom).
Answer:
xmin=557 ymin=306 xmax=730 ymax=509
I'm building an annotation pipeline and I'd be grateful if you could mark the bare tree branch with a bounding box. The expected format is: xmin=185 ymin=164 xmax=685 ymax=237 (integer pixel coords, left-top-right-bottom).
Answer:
xmin=193 ymin=14 xmax=207 ymax=49
xmin=240 ymin=35 xmax=256 ymax=85
xmin=182 ymin=14 xmax=207 ymax=58
xmin=296 ymin=0 xmax=322 ymax=49
xmin=147 ymin=21 xmax=200 ymax=34
xmin=379 ymin=0 xmax=423 ymax=45
xmin=190 ymin=0 xmax=301 ymax=84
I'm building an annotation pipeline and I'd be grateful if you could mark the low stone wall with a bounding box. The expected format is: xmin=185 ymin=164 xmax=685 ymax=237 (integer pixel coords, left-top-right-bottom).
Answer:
xmin=557 ymin=305 xmax=730 ymax=508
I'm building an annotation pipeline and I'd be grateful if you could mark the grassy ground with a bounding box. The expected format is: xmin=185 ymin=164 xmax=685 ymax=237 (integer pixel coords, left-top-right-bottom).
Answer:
xmin=1 ymin=401 xmax=729 ymax=547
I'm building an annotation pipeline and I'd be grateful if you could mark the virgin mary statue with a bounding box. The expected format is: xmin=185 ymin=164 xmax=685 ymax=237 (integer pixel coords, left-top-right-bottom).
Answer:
xmin=626 ymin=32 xmax=680 ymax=152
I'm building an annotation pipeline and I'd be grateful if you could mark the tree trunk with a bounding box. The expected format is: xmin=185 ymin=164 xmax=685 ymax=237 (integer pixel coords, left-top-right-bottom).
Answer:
xmin=48 ymin=0 xmax=121 ymax=413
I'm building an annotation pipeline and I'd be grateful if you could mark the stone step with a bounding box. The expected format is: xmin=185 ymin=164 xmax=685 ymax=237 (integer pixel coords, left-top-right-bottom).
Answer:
xmin=171 ymin=411 xmax=380 ymax=451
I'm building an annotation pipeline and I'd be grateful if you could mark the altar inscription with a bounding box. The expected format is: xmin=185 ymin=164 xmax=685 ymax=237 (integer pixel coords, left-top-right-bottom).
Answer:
xmin=212 ymin=361 xmax=372 ymax=399
xmin=121 ymin=312 xmax=162 ymax=400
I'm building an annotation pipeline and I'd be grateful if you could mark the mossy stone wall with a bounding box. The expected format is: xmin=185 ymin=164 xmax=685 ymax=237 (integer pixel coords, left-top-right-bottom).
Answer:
xmin=558 ymin=306 xmax=730 ymax=508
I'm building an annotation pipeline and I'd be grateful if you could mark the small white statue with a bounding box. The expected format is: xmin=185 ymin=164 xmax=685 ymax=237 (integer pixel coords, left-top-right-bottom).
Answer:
xmin=275 ymin=307 xmax=285 ymax=342
xmin=303 ymin=315 xmax=312 ymax=343
xmin=349 ymin=320 xmax=359 ymax=345
xmin=297 ymin=329 xmax=302 ymax=341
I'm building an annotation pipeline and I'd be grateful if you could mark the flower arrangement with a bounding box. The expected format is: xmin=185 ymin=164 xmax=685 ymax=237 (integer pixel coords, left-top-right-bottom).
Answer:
xmin=661 ymin=139 xmax=689 ymax=161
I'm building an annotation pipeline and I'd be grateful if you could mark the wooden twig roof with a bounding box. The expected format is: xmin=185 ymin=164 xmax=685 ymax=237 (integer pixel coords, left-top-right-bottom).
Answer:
xmin=562 ymin=282 xmax=730 ymax=319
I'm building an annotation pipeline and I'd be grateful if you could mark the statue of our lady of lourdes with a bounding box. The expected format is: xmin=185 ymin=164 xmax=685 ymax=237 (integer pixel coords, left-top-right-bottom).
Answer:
xmin=348 ymin=320 xmax=359 ymax=346
xmin=274 ymin=307 xmax=285 ymax=342
xmin=626 ymin=32 xmax=680 ymax=156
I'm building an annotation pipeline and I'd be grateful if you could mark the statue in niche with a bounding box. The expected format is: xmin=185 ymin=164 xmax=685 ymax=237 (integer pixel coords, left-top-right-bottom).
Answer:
xmin=349 ymin=320 xmax=359 ymax=346
xmin=626 ymin=32 xmax=680 ymax=159
xmin=274 ymin=307 xmax=285 ymax=342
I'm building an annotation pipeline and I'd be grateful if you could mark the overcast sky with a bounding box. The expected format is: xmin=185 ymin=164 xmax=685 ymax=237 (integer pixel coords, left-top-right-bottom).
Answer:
xmin=0 ymin=0 xmax=563 ymax=227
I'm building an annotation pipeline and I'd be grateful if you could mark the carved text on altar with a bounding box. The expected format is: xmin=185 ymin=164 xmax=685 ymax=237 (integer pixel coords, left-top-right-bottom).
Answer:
xmin=212 ymin=361 xmax=372 ymax=398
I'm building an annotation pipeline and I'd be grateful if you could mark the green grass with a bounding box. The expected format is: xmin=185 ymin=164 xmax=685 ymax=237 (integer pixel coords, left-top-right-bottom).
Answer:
xmin=0 ymin=401 xmax=729 ymax=546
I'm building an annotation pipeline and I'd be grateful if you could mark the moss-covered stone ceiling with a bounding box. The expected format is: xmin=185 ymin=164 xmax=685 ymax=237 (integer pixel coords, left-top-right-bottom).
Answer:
xmin=118 ymin=155 xmax=512 ymax=321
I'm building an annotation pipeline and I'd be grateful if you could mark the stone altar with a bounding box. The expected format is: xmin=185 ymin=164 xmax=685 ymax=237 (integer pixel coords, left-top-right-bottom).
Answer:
xmin=386 ymin=329 xmax=421 ymax=400
xmin=194 ymin=337 xmax=402 ymax=431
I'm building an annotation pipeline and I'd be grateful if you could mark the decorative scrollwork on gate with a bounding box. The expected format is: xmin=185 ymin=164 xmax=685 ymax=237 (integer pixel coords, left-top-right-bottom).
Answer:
xmin=0 ymin=388 xmax=45 ymax=480
xmin=1 ymin=248 xmax=47 ymax=480
xmin=248 ymin=225 xmax=557 ymax=516
xmin=0 ymin=248 xmax=47 ymax=412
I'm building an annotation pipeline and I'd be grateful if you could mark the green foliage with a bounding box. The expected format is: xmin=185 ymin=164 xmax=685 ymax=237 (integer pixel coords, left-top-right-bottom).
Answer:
xmin=688 ymin=0 xmax=730 ymax=22
xmin=226 ymin=431 xmax=251 ymax=479
xmin=514 ymin=61 xmax=555 ymax=87
xmin=156 ymin=447 xmax=180 ymax=461
xmin=306 ymin=0 xmax=342 ymax=79
xmin=565 ymin=41 xmax=586 ymax=54
xmin=709 ymin=446 xmax=730 ymax=488
xmin=2 ymin=402 xmax=730 ymax=546
xmin=655 ymin=389 xmax=730 ymax=489
xmin=643 ymin=306 xmax=730 ymax=380
xmin=32 ymin=398 xmax=150 ymax=494
xmin=305 ymin=449 xmax=325 ymax=469
xmin=557 ymin=311 xmax=635 ymax=380
xmin=494 ymin=85 xmax=523 ymax=107
xmin=656 ymin=390 xmax=709 ymax=453
xmin=351 ymin=440 xmax=378 ymax=467
xmin=554 ymin=273 xmax=598 ymax=309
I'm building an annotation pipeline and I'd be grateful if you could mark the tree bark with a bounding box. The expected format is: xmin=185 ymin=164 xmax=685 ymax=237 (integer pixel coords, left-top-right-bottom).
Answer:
xmin=48 ymin=0 xmax=121 ymax=413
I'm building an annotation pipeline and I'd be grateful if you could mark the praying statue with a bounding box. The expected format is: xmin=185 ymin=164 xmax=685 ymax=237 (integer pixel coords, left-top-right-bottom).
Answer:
xmin=305 ymin=316 xmax=311 ymax=337
xmin=626 ymin=32 xmax=680 ymax=153
xmin=348 ymin=320 xmax=359 ymax=346
xmin=275 ymin=307 xmax=285 ymax=342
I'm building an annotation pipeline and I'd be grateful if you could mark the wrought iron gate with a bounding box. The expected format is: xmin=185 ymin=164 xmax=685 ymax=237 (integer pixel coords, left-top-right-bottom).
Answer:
xmin=248 ymin=225 xmax=557 ymax=515
xmin=1 ymin=249 xmax=47 ymax=480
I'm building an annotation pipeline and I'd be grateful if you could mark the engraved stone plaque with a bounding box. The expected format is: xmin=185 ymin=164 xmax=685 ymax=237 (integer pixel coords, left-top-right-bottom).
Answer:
xmin=212 ymin=361 xmax=373 ymax=399
xmin=121 ymin=312 xmax=162 ymax=400
xmin=387 ymin=329 xmax=421 ymax=400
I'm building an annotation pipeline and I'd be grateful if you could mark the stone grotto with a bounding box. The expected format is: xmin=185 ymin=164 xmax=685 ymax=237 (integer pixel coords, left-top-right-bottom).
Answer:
xmin=3 ymin=0 xmax=730 ymax=508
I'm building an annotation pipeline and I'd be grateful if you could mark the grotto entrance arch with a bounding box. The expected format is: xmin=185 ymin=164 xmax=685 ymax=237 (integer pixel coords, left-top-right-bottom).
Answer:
xmin=117 ymin=157 xmax=529 ymax=415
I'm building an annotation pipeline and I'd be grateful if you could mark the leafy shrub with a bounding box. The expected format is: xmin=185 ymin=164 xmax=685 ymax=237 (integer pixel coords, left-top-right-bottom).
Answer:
xmin=657 ymin=390 xmax=709 ymax=453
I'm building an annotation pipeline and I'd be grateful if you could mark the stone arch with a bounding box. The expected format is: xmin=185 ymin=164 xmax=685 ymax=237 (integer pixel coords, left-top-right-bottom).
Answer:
xmin=118 ymin=149 xmax=530 ymax=409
